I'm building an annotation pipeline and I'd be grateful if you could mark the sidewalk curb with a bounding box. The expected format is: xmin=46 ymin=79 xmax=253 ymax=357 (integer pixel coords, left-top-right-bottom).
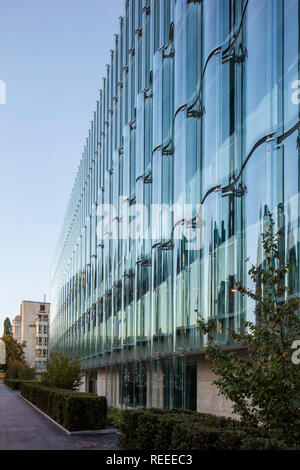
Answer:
xmin=17 ymin=392 xmax=117 ymax=437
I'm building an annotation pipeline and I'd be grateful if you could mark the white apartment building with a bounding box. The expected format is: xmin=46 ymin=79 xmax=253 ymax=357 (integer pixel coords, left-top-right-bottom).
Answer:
xmin=13 ymin=301 xmax=50 ymax=373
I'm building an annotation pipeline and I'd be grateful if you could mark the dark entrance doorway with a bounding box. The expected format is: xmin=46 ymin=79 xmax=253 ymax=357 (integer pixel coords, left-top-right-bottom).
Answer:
xmin=186 ymin=364 xmax=197 ymax=411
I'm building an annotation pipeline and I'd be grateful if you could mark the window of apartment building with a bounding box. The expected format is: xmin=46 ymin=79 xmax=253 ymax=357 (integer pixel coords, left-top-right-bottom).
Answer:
xmin=37 ymin=349 xmax=47 ymax=357
xmin=37 ymin=361 xmax=46 ymax=370
xmin=38 ymin=314 xmax=48 ymax=321
xmin=37 ymin=337 xmax=48 ymax=346
xmin=40 ymin=305 xmax=45 ymax=312
xmin=14 ymin=326 xmax=20 ymax=337
xmin=39 ymin=325 xmax=48 ymax=335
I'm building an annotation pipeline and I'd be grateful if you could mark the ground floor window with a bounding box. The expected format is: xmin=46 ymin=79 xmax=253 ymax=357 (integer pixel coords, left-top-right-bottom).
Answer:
xmin=109 ymin=357 xmax=197 ymax=411
xmin=86 ymin=371 xmax=97 ymax=395
xmin=121 ymin=363 xmax=147 ymax=408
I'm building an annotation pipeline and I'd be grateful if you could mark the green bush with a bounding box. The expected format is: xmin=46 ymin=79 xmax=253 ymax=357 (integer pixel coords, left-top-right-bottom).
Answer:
xmin=117 ymin=409 xmax=292 ymax=451
xmin=240 ymin=437 xmax=290 ymax=451
xmin=7 ymin=359 xmax=36 ymax=381
xmin=4 ymin=378 xmax=38 ymax=391
xmin=107 ymin=407 xmax=121 ymax=428
xmin=20 ymin=382 xmax=107 ymax=432
xmin=41 ymin=351 xmax=82 ymax=391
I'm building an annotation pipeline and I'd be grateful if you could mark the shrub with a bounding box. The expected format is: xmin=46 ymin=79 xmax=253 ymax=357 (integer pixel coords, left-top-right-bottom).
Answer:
xmin=4 ymin=379 xmax=22 ymax=390
xmin=20 ymin=382 xmax=107 ymax=432
xmin=4 ymin=378 xmax=38 ymax=390
xmin=171 ymin=423 xmax=246 ymax=451
xmin=117 ymin=409 xmax=294 ymax=451
xmin=7 ymin=360 xmax=36 ymax=380
xmin=107 ymin=407 xmax=121 ymax=428
xmin=41 ymin=351 xmax=82 ymax=391
xmin=240 ymin=437 xmax=290 ymax=451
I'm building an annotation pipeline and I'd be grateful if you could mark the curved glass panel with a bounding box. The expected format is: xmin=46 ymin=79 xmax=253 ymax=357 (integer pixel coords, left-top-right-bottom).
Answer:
xmin=50 ymin=0 xmax=300 ymax=409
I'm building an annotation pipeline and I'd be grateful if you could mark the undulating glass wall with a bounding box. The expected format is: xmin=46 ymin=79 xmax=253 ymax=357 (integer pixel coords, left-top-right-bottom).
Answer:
xmin=50 ymin=0 xmax=300 ymax=409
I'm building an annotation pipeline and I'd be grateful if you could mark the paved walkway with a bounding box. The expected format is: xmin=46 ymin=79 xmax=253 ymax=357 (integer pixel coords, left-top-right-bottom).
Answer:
xmin=0 ymin=382 xmax=118 ymax=450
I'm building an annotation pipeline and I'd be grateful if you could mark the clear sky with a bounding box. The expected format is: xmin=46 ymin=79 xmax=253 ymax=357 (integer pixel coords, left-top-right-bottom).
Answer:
xmin=0 ymin=0 xmax=124 ymax=333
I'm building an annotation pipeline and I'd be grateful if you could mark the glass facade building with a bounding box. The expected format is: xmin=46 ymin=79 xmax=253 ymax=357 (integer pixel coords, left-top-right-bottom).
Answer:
xmin=50 ymin=0 xmax=300 ymax=411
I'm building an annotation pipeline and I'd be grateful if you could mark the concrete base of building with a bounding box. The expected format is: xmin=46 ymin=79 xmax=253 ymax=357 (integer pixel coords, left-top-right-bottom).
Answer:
xmin=82 ymin=354 xmax=239 ymax=419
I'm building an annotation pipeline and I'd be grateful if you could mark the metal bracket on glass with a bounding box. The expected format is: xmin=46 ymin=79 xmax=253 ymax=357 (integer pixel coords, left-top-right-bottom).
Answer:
xmin=128 ymin=48 xmax=135 ymax=57
xmin=163 ymin=42 xmax=174 ymax=59
xmin=144 ymin=173 xmax=152 ymax=184
xmin=117 ymin=146 xmax=124 ymax=155
xmin=113 ymin=282 xmax=122 ymax=290
xmin=143 ymin=259 xmax=152 ymax=267
xmin=161 ymin=240 xmax=174 ymax=251
xmin=136 ymin=258 xmax=152 ymax=267
xmin=144 ymin=87 xmax=153 ymax=99
xmin=222 ymin=184 xmax=247 ymax=198
xmin=135 ymin=27 xmax=142 ymax=37
xmin=223 ymin=44 xmax=247 ymax=65
xmin=152 ymin=240 xmax=174 ymax=251
xmin=222 ymin=0 xmax=249 ymax=61
xmin=129 ymin=197 xmax=136 ymax=206
xmin=162 ymin=147 xmax=174 ymax=156
xmin=164 ymin=49 xmax=174 ymax=59
xmin=187 ymin=104 xmax=205 ymax=119
xmin=123 ymin=272 xmax=135 ymax=279
xmin=142 ymin=5 xmax=150 ymax=15
xmin=186 ymin=217 xmax=198 ymax=229
xmin=265 ymin=132 xmax=276 ymax=143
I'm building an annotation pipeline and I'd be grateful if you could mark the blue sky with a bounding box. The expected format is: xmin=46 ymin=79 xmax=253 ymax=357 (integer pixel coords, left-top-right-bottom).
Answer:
xmin=0 ymin=0 xmax=124 ymax=332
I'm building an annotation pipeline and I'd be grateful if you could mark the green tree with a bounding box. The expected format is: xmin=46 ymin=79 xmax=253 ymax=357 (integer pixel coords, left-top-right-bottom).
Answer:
xmin=7 ymin=359 xmax=36 ymax=380
xmin=41 ymin=351 xmax=82 ymax=391
xmin=198 ymin=213 xmax=300 ymax=442
xmin=3 ymin=318 xmax=12 ymax=336
xmin=1 ymin=334 xmax=26 ymax=364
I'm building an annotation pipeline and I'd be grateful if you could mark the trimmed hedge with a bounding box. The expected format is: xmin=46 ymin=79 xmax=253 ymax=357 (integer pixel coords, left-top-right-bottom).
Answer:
xmin=4 ymin=379 xmax=38 ymax=390
xmin=117 ymin=409 xmax=290 ymax=451
xmin=20 ymin=382 xmax=107 ymax=432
